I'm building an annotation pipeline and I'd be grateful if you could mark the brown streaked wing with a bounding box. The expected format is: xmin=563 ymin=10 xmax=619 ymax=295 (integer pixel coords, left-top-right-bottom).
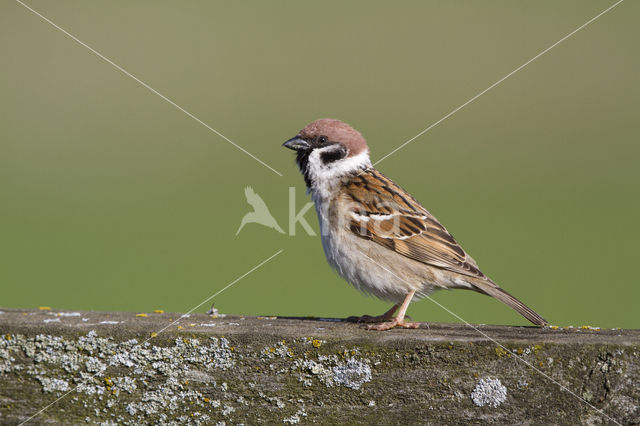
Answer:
xmin=343 ymin=169 xmax=485 ymax=279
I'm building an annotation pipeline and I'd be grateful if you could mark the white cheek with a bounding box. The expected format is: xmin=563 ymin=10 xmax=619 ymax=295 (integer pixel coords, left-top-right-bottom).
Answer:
xmin=308 ymin=148 xmax=372 ymax=230
xmin=308 ymin=148 xmax=371 ymax=190
xmin=307 ymin=149 xmax=326 ymax=180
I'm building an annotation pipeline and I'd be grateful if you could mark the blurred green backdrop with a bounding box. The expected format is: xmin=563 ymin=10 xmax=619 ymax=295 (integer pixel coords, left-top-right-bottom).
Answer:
xmin=1 ymin=1 xmax=638 ymax=328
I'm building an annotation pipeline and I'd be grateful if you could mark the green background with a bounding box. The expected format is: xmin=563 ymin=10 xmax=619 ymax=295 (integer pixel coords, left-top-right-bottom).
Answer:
xmin=1 ymin=1 xmax=638 ymax=328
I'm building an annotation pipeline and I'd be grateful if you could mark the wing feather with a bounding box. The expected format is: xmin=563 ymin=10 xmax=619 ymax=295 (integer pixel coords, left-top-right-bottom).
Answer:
xmin=343 ymin=169 xmax=485 ymax=279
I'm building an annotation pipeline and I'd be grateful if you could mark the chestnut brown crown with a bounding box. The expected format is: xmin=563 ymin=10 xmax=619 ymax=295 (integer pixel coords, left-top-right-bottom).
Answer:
xmin=297 ymin=119 xmax=369 ymax=157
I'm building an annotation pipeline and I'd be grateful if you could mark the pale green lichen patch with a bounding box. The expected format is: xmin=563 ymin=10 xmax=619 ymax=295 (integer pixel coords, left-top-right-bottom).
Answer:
xmin=261 ymin=340 xmax=293 ymax=359
xmin=0 ymin=332 xmax=239 ymax=424
xmin=471 ymin=377 xmax=507 ymax=407
xmin=331 ymin=357 xmax=372 ymax=390
xmin=38 ymin=377 xmax=70 ymax=392
xmin=1 ymin=314 xmax=639 ymax=424
xmin=0 ymin=331 xmax=380 ymax=424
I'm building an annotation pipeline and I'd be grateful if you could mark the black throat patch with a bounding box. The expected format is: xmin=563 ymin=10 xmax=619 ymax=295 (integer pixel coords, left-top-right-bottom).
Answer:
xmin=295 ymin=150 xmax=313 ymax=189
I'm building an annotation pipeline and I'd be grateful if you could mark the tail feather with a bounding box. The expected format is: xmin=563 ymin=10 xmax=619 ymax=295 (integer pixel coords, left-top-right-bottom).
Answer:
xmin=474 ymin=281 xmax=548 ymax=326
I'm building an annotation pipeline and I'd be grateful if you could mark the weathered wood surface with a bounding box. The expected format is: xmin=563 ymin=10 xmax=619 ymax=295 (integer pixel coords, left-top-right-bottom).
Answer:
xmin=0 ymin=308 xmax=638 ymax=425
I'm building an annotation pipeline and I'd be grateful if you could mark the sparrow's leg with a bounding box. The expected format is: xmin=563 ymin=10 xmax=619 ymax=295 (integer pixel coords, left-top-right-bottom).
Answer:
xmin=346 ymin=304 xmax=399 ymax=324
xmin=365 ymin=290 xmax=419 ymax=331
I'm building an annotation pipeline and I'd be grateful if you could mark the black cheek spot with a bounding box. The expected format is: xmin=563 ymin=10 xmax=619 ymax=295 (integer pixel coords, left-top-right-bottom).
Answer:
xmin=320 ymin=146 xmax=347 ymax=165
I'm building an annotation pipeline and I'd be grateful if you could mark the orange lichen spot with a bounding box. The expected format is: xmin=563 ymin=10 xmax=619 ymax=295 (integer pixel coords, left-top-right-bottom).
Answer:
xmin=104 ymin=377 xmax=113 ymax=390
xmin=150 ymin=332 xmax=158 ymax=338
xmin=495 ymin=347 xmax=510 ymax=358
xmin=581 ymin=325 xmax=600 ymax=330
xmin=204 ymin=397 xmax=210 ymax=403
xmin=39 ymin=306 xmax=51 ymax=311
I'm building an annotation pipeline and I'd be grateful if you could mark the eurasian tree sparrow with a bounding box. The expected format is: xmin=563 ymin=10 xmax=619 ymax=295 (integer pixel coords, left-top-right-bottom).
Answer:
xmin=283 ymin=118 xmax=547 ymax=330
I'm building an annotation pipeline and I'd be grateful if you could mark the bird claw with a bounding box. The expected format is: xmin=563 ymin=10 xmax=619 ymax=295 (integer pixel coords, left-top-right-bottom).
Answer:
xmin=364 ymin=319 xmax=420 ymax=331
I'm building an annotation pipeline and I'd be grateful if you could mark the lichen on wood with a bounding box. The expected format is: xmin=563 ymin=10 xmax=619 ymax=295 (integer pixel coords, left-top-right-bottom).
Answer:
xmin=0 ymin=309 xmax=639 ymax=424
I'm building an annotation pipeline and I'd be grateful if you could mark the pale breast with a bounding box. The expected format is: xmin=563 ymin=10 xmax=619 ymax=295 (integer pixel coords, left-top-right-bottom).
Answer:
xmin=314 ymin=191 xmax=445 ymax=303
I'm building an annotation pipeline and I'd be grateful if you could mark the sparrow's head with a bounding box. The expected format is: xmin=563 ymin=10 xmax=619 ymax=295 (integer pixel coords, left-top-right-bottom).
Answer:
xmin=283 ymin=119 xmax=371 ymax=189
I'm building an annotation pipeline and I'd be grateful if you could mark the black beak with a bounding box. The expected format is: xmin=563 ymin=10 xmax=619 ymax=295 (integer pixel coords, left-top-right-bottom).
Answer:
xmin=283 ymin=136 xmax=310 ymax=151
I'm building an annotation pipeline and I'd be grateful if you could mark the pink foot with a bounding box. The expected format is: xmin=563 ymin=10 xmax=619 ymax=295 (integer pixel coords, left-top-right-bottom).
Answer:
xmin=364 ymin=318 xmax=420 ymax=331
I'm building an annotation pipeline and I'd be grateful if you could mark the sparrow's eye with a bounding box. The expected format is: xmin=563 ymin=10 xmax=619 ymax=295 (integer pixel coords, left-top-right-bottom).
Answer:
xmin=318 ymin=136 xmax=328 ymax=144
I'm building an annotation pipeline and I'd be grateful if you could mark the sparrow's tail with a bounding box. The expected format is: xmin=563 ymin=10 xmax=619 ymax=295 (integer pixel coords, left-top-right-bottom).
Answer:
xmin=473 ymin=281 xmax=548 ymax=326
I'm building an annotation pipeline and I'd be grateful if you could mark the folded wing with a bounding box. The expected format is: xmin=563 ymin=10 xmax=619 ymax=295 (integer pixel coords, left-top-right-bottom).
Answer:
xmin=343 ymin=170 xmax=485 ymax=280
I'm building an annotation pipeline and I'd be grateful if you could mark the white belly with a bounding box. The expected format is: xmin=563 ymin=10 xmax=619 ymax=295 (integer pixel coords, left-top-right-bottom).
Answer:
xmin=314 ymin=198 xmax=444 ymax=303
